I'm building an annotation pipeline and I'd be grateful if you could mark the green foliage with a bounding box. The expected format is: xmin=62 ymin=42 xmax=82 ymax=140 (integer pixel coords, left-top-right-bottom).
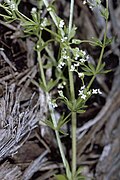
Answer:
xmin=90 ymin=37 xmax=103 ymax=47
xmin=101 ymin=8 xmax=109 ymax=20
xmin=55 ymin=174 xmax=68 ymax=180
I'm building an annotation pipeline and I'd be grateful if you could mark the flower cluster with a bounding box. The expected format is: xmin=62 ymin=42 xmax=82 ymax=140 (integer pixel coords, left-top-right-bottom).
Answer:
xmin=40 ymin=18 xmax=48 ymax=30
xmin=58 ymin=82 xmax=66 ymax=89
xmin=48 ymin=96 xmax=58 ymax=108
xmin=92 ymin=88 xmax=102 ymax=94
xmin=78 ymin=86 xmax=102 ymax=101
xmin=72 ymin=47 xmax=89 ymax=62
xmin=57 ymin=61 xmax=66 ymax=69
xmin=5 ymin=0 xmax=17 ymax=10
xmin=57 ymin=48 xmax=70 ymax=69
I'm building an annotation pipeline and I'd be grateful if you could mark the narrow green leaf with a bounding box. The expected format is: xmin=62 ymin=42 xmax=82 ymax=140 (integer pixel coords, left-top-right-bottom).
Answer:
xmin=55 ymin=174 xmax=67 ymax=180
xmin=88 ymin=63 xmax=96 ymax=72
xmin=81 ymin=66 xmax=92 ymax=72
xmin=101 ymin=8 xmax=109 ymax=20
xmin=46 ymin=79 xmax=58 ymax=92
xmin=83 ymin=72 xmax=93 ymax=76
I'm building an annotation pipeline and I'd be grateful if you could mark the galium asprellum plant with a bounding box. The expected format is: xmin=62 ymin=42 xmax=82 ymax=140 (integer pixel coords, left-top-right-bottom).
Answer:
xmin=0 ymin=0 xmax=111 ymax=179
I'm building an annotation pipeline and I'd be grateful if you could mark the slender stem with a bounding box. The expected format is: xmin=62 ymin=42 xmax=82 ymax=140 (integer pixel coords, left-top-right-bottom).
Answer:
xmin=46 ymin=93 xmax=67 ymax=167
xmin=68 ymin=0 xmax=74 ymax=38
xmin=42 ymin=0 xmax=58 ymax=27
xmin=43 ymin=27 xmax=60 ymax=38
xmin=68 ymin=62 xmax=75 ymax=100
xmin=37 ymin=50 xmax=47 ymax=88
xmin=96 ymin=0 xmax=108 ymax=71
xmin=38 ymin=50 xmax=70 ymax=178
xmin=68 ymin=0 xmax=77 ymax=177
xmin=71 ymin=112 xmax=77 ymax=178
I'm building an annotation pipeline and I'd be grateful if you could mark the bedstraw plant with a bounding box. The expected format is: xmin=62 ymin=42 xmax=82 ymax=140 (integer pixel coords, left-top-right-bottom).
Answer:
xmin=0 ymin=0 xmax=111 ymax=179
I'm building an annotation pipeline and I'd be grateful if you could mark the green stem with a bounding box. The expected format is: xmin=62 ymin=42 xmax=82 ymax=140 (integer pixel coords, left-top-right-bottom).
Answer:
xmin=42 ymin=0 xmax=58 ymax=27
xmin=68 ymin=0 xmax=77 ymax=178
xmin=46 ymin=93 xmax=67 ymax=168
xmin=71 ymin=112 xmax=77 ymax=178
xmin=37 ymin=50 xmax=47 ymax=88
xmin=43 ymin=27 xmax=60 ymax=38
xmin=68 ymin=0 xmax=74 ymax=38
xmin=38 ymin=49 xmax=70 ymax=178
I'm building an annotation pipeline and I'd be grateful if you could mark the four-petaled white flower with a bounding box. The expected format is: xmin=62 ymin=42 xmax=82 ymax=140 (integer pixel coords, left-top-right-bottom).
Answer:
xmin=81 ymin=94 xmax=87 ymax=100
xmin=78 ymin=90 xmax=84 ymax=95
xmin=92 ymin=89 xmax=98 ymax=94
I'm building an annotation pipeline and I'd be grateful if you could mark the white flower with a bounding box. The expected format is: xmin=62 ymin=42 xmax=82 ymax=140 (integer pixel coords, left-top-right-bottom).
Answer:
xmin=81 ymin=85 xmax=85 ymax=90
xmin=41 ymin=18 xmax=47 ymax=27
xmin=81 ymin=50 xmax=86 ymax=56
xmin=36 ymin=45 xmax=40 ymax=49
xmin=47 ymin=7 xmax=52 ymax=11
xmin=83 ymin=0 xmax=87 ymax=5
xmin=61 ymin=36 xmax=67 ymax=42
xmin=70 ymin=65 xmax=75 ymax=71
xmin=98 ymin=89 xmax=102 ymax=94
xmin=58 ymin=90 xmax=64 ymax=97
xmin=63 ymin=81 xmax=66 ymax=86
xmin=75 ymin=47 xmax=79 ymax=52
xmin=79 ymin=58 xmax=86 ymax=63
xmin=81 ymin=94 xmax=87 ymax=100
xmin=78 ymin=72 xmax=84 ymax=78
xmin=31 ymin=7 xmax=37 ymax=13
xmin=52 ymin=102 xmax=58 ymax=108
xmin=78 ymin=90 xmax=84 ymax=95
xmin=75 ymin=54 xmax=79 ymax=60
xmin=49 ymin=101 xmax=58 ymax=108
xmin=86 ymin=55 xmax=89 ymax=60
xmin=10 ymin=3 xmax=16 ymax=10
xmin=58 ymin=84 xmax=64 ymax=89
xmin=74 ymin=63 xmax=80 ymax=67
xmin=62 ymin=55 xmax=69 ymax=60
xmin=57 ymin=62 xmax=65 ymax=69
xmin=59 ymin=20 xmax=65 ymax=28
xmin=92 ymin=89 xmax=98 ymax=94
